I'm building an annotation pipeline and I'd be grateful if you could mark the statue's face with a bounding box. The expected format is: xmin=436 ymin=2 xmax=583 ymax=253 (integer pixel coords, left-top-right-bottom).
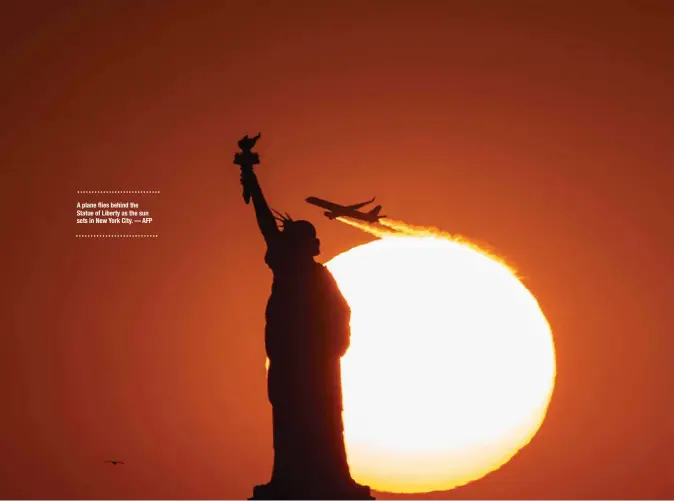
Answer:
xmin=282 ymin=220 xmax=320 ymax=257
xmin=294 ymin=236 xmax=320 ymax=258
xmin=280 ymin=228 xmax=319 ymax=258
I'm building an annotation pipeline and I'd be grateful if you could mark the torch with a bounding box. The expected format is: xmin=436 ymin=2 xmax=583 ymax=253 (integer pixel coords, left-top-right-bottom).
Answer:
xmin=234 ymin=133 xmax=261 ymax=204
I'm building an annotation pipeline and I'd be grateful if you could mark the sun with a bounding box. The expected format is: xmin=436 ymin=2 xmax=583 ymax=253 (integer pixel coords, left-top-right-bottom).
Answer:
xmin=325 ymin=235 xmax=556 ymax=494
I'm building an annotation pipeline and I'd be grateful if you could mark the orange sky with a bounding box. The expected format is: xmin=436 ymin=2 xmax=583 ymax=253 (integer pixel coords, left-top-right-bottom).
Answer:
xmin=2 ymin=1 xmax=673 ymax=499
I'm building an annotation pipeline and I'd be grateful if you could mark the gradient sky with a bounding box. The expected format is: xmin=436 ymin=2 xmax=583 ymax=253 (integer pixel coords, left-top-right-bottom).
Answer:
xmin=2 ymin=1 xmax=673 ymax=499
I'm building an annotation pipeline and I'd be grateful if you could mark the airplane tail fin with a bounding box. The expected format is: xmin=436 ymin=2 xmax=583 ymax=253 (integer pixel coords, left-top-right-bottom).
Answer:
xmin=369 ymin=205 xmax=382 ymax=216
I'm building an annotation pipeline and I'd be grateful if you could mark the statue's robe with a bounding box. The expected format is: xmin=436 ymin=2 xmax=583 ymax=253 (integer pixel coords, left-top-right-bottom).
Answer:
xmin=264 ymin=240 xmax=353 ymax=490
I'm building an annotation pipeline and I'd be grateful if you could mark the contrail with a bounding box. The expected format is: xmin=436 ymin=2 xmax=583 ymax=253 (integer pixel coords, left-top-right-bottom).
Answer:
xmin=380 ymin=218 xmax=453 ymax=237
xmin=335 ymin=217 xmax=399 ymax=238
xmin=336 ymin=217 xmax=517 ymax=274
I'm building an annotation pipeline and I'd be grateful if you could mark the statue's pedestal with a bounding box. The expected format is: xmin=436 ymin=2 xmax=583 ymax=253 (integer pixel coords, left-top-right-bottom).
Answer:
xmin=250 ymin=480 xmax=375 ymax=500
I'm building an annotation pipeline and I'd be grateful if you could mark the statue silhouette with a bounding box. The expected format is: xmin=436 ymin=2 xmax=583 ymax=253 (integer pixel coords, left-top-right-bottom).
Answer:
xmin=236 ymin=136 xmax=374 ymax=500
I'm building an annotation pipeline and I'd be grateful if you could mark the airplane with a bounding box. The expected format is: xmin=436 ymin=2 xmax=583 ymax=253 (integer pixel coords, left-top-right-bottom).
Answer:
xmin=104 ymin=460 xmax=125 ymax=465
xmin=305 ymin=196 xmax=386 ymax=223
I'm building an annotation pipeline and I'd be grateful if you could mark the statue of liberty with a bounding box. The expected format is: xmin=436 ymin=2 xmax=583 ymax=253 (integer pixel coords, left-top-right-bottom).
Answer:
xmin=234 ymin=134 xmax=373 ymax=500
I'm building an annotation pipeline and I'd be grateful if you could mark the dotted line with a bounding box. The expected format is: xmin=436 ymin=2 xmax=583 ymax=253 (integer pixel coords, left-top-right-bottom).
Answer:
xmin=77 ymin=191 xmax=161 ymax=194
xmin=76 ymin=234 xmax=159 ymax=238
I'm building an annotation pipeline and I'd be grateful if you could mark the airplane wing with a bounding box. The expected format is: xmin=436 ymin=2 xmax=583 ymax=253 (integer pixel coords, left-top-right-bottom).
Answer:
xmin=344 ymin=197 xmax=375 ymax=210
xmin=306 ymin=197 xmax=375 ymax=212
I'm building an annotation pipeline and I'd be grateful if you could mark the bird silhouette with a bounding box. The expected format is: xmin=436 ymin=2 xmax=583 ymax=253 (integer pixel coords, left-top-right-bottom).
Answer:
xmin=104 ymin=460 xmax=125 ymax=465
xmin=237 ymin=133 xmax=261 ymax=152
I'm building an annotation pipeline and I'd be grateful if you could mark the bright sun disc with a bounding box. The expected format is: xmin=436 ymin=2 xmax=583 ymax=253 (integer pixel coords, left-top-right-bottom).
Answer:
xmin=325 ymin=236 xmax=556 ymax=494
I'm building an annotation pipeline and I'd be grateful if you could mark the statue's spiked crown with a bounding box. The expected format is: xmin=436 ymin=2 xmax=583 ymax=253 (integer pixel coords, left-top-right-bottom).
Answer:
xmin=272 ymin=209 xmax=294 ymax=229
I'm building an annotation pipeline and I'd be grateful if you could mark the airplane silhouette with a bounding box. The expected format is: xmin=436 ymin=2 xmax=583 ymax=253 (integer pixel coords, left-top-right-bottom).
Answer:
xmin=104 ymin=460 xmax=125 ymax=465
xmin=306 ymin=196 xmax=386 ymax=223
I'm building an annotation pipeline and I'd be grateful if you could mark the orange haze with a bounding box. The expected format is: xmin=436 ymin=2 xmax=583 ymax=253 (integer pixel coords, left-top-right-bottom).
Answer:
xmin=2 ymin=1 xmax=673 ymax=499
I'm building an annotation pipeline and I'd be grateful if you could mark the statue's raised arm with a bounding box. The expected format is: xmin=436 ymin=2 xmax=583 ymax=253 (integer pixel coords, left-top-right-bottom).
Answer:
xmin=234 ymin=133 xmax=281 ymax=245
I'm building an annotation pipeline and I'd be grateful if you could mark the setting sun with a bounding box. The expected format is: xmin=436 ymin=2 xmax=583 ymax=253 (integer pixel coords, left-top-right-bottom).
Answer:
xmin=325 ymin=232 xmax=556 ymax=494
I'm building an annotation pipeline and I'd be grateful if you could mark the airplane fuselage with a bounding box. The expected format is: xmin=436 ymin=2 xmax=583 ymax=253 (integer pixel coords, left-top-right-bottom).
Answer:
xmin=306 ymin=196 xmax=386 ymax=223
